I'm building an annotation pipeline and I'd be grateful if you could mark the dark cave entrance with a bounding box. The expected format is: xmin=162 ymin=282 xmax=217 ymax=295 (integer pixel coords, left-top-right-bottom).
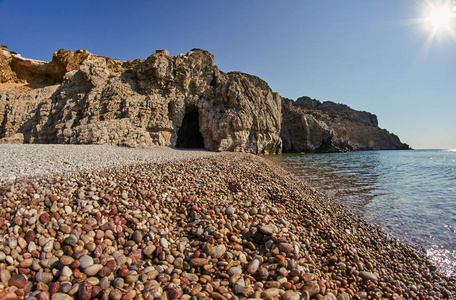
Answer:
xmin=176 ymin=109 xmax=204 ymax=148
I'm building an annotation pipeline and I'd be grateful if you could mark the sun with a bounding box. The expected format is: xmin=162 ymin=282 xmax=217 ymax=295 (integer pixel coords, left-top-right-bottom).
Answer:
xmin=414 ymin=1 xmax=456 ymax=57
xmin=427 ymin=4 xmax=455 ymax=30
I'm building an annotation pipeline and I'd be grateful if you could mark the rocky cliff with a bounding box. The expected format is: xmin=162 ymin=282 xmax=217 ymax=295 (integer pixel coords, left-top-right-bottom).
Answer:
xmin=0 ymin=46 xmax=409 ymax=153
xmin=0 ymin=46 xmax=282 ymax=154
xmin=281 ymin=96 xmax=411 ymax=152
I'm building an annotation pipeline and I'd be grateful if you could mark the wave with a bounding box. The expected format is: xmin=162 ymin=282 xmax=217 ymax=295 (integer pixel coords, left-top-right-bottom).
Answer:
xmin=427 ymin=246 xmax=456 ymax=277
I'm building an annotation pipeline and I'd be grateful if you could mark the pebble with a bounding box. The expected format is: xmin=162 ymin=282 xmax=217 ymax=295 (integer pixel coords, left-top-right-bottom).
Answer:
xmin=233 ymin=277 xmax=245 ymax=295
xmin=260 ymin=224 xmax=279 ymax=235
xmin=190 ymin=258 xmax=208 ymax=267
xmin=213 ymin=245 xmax=226 ymax=258
xmin=258 ymin=266 xmax=269 ymax=280
xmin=247 ymin=259 xmax=260 ymax=274
xmin=139 ymin=274 xmax=148 ymax=282
xmin=278 ymin=242 xmax=293 ymax=253
xmin=8 ymin=274 xmax=28 ymax=288
xmin=182 ymin=272 xmax=199 ymax=282
xmin=51 ymin=293 xmax=73 ymax=300
xmin=39 ymin=291 xmax=51 ymax=300
xmin=174 ymin=257 xmax=184 ymax=269
xmin=68 ymin=283 xmax=79 ymax=296
xmin=83 ymin=264 xmax=102 ymax=276
xmin=35 ymin=271 xmax=54 ymax=284
xmin=24 ymin=230 xmax=35 ymax=243
xmin=167 ymin=283 xmax=183 ymax=299
xmin=0 ymin=152 xmax=453 ymax=300
xmin=99 ymin=277 xmax=109 ymax=289
xmin=42 ymin=240 xmax=54 ymax=253
xmin=50 ymin=282 xmax=60 ymax=295
xmin=79 ymin=255 xmax=94 ymax=269
xmin=20 ymin=258 xmax=34 ymax=268
xmin=226 ymin=206 xmax=235 ymax=215
xmin=112 ymin=252 xmax=127 ymax=267
xmin=148 ymin=286 xmax=163 ymax=298
xmin=112 ymin=278 xmax=124 ymax=289
xmin=59 ymin=282 xmax=72 ymax=294
xmin=0 ymin=269 xmax=11 ymax=286
xmin=60 ymin=266 xmax=72 ymax=278
xmin=228 ymin=267 xmax=243 ymax=276
xmin=39 ymin=213 xmax=50 ymax=224
xmin=78 ymin=281 xmax=92 ymax=300
xmin=160 ymin=237 xmax=169 ymax=248
xmin=59 ymin=256 xmax=74 ymax=266
xmin=283 ymin=291 xmax=300 ymax=300
xmin=110 ymin=289 xmax=122 ymax=300
xmin=143 ymin=244 xmax=156 ymax=256
xmin=359 ymin=271 xmax=378 ymax=282
xmin=263 ymin=288 xmax=281 ymax=298
xmin=337 ymin=293 xmax=350 ymax=300
xmin=303 ymin=281 xmax=320 ymax=297
xmin=123 ymin=290 xmax=136 ymax=300
xmin=132 ymin=231 xmax=142 ymax=243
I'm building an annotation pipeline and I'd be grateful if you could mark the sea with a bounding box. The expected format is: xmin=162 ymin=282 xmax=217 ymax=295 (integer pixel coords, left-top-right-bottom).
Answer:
xmin=268 ymin=149 xmax=456 ymax=277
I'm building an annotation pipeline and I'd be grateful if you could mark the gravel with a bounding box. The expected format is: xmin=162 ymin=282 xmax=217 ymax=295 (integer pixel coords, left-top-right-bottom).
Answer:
xmin=0 ymin=144 xmax=222 ymax=183
xmin=1 ymin=153 xmax=454 ymax=299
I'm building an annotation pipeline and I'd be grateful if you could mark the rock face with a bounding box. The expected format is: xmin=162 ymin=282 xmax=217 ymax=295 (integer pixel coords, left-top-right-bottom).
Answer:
xmin=0 ymin=47 xmax=282 ymax=154
xmin=281 ymin=96 xmax=410 ymax=152
xmin=281 ymin=98 xmax=333 ymax=153
xmin=1 ymin=45 xmax=140 ymax=86
xmin=1 ymin=46 xmax=409 ymax=153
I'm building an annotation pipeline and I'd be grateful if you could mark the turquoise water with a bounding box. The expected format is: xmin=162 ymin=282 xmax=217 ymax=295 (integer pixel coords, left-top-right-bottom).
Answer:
xmin=270 ymin=149 xmax=456 ymax=277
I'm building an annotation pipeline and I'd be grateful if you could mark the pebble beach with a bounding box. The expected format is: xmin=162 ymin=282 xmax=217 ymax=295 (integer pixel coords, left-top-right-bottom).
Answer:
xmin=0 ymin=146 xmax=454 ymax=300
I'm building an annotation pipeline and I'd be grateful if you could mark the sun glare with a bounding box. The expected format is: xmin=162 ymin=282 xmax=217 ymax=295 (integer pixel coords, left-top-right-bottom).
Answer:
xmin=428 ymin=4 xmax=454 ymax=29
xmin=415 ymin=1 xmax=456 ymax=56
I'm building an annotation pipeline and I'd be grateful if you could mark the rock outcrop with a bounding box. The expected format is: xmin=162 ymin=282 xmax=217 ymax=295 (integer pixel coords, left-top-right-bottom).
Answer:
xmin=0 ymin=46 xmax=282 ymax=154
xmin=1 ymin=46 xmax=410 ymax=153
xmin=1 ymin=45 xmax=141 ymax=86
xmin=281 ymin=96 xmax=411 ymax=152
xmin=280 ymin=98 xmax=334 ymax=153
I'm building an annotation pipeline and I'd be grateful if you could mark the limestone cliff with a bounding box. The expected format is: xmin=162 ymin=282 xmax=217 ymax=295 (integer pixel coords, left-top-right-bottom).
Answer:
xmin=0 ymin=46 xmax=410 ymax=153
xmin=281 ymin=96 xmax=411 ymax=152
xmin=280 ymin=98 xmax=334 ymax=153
xmin=0 ymin=46 xmax=282 ymax=154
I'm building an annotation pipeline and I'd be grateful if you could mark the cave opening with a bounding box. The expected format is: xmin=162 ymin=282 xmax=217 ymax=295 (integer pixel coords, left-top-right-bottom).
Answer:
xmin=176 ymin=109 xmax=204 ymax=148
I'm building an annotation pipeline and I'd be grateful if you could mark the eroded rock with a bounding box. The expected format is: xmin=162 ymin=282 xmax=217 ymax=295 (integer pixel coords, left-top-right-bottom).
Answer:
xmin=0 ymin=48 xmax=282 ymax=154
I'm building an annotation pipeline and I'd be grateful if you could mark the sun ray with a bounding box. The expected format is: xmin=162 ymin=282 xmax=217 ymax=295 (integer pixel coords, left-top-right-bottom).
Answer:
xmin=419 ymin=27 xmax=438 ymax=58
xmin=409 ymin=0 xmax=456 ymax=59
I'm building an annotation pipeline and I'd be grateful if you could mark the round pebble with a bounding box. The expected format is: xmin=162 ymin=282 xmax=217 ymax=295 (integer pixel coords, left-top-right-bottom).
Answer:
xmin=0 ymin=150 xmax=452 ymax=300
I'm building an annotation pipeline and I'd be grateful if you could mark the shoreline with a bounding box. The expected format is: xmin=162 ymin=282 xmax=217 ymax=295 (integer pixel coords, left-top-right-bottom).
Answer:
xmin=263 ymin=154 xmax=422 ymax=245
xmin=264 ymin=152 xmax=456 ymax=279
xmin=0 ymin=149 xmax=454 ymax=299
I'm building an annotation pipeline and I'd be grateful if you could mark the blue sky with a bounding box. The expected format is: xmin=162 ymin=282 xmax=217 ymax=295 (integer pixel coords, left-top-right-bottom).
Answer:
xmin=1 ymin=0 xmax=455 ymax=149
